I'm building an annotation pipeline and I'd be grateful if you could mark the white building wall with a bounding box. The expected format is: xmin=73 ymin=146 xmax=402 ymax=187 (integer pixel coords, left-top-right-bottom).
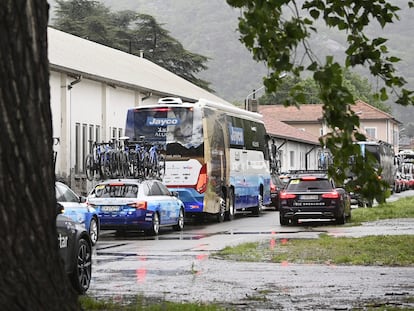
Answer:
xmin=270 ymin=137 xmax=320 ymax=173
xmin=106 ymin=86 xmax=136 ymax=140
xmin=50 ymin=71 xmax=143 ymax=193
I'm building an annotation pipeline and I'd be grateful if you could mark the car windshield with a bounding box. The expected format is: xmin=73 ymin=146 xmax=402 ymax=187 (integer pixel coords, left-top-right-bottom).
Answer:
xmin=92 ymin=184 xmax=139 ymax=198
xmin=287 ymin=179 xmax=332 ymax=191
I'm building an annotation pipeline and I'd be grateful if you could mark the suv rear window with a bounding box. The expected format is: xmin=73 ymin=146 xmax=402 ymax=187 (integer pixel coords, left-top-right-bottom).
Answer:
xmin=92 ymin=184 xmax=139 ymax=198
xmin=286 ymin=178 xmax=332 ymax=191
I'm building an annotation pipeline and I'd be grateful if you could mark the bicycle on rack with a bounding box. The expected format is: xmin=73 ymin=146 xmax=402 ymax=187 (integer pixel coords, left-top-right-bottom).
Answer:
xmin=127 ymin=139 xmax=149 ymax=179
xmin=85 ymin=141 xmax=105 ymax=181
xmin=85 ymin=137 xmax=166 ymax=181
xmin=147 ymin=144 xmax=166 ymax=179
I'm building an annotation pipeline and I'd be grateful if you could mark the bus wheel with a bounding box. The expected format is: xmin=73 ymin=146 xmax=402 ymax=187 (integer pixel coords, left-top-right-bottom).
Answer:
xmin=225 ymin=190 xmax=235 ymax=221
xmin=217 ymin=198 xmax=225 ymax=223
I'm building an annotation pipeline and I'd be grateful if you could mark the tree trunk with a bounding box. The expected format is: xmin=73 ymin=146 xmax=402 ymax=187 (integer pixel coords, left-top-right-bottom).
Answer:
xmin=0 ymin=1 xmax=79 ymax=310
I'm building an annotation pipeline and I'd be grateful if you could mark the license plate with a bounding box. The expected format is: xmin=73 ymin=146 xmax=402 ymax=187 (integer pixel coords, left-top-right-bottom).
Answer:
xmin=300 ymin=195 xmax=318 ymax=200
xmin=101 ymin=206 xmax=120 ymax=212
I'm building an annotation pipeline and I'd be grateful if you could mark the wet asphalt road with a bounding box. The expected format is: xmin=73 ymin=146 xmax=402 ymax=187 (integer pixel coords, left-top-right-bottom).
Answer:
xmin=88 ymin=191 xmax=414 ymax=310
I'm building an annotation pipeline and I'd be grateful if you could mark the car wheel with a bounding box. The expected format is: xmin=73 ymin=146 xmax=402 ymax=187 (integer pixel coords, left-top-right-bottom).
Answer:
xmin=145 ymin=212 xmax=160 ymax=236
xmin=252 ymin=193 xmax=263 ymax=216
xmin=70 ymin=237 xmax=92 ymax=294
xmin=279 ymin=212 xmax=289 ymax=226
xmin=336 ymin=211 xmax=346 ymax=225
xmin=88 ymin=217 xmax=99 ymax=246
xmin=225 ymin=189 xmax=235 ymax=221
xmin=173 ymin=208 xmax=184 ymax=231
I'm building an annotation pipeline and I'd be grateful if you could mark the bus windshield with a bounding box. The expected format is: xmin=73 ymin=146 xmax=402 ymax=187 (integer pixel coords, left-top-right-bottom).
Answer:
xmin=125 ymin=106 xmax=203 ymax=149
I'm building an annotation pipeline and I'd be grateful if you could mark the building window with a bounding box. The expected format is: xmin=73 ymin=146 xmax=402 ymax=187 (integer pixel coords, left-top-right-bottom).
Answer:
xmin=111 ymin=127 xmax=117 ymax=141
xmin=365 ymin=127 xmax=377 ymax=139
xmin=82 ymin=124 xmax=87 ymax=172
xmin=96 ymin=125 xmax=100 ymax=144
xmin=89 ymin=125 xmax=94 ymax=153
xmin=75 ymin=123 xmax=80 ymax=174
xmin=393 ymin=129 xmax=398 ymax=145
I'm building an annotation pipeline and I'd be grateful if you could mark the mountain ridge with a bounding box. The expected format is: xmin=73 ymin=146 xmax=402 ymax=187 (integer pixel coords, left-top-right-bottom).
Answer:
xmin=47 ymin=0 xmax=414 ymax=126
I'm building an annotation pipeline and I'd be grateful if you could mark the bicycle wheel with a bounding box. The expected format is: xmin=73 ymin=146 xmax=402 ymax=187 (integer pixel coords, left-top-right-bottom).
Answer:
xmin=119 ymin=151 xmax=129 ymax=178
xmin=129 ymin=150 xmax=139 ymax=178
xmin=85 ymin=154 xmax=95 ymax=181
xmin=140 ymin=151 xmax=149 ymax=179
xmin=156 ymin=154 xmax=166 ymax=179
xmin=100 ymin=152 xmax=111 ymax=179
xmin=109 ymin=151 xmax=120 ymax=178
xmin=147 ymin=152 xmax=156 ymax=178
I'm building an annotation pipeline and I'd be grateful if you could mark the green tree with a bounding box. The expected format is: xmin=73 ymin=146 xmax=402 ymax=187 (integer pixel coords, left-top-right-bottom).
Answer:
xmin=227 ymin=0 xmax=414 ymax=204
xmin=53 ymin=0 xmax=213 ymax=91
xmin=1 ymin=0 xmax=79 ymax=309
xmin=260 ymin=69 xmax=391 ymax=112
xmin=259 ymin=76 xmax=320 ymax=105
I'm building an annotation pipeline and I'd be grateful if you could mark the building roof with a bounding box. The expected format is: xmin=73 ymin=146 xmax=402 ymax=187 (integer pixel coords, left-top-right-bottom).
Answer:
xmin=47 ymin=27 xmax=232 ymax=106
xmin=259 ymin=100 xmax=401 ymax=124
xmin=264 ymin=117 xmax=320 ymax=145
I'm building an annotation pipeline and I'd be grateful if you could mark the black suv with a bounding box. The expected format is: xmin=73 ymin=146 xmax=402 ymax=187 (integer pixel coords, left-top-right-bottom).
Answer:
xmin=278 ymin=171 xmax=351 ymax=225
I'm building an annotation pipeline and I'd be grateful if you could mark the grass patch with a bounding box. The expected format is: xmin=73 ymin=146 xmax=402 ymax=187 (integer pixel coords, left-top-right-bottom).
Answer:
xmin=350 ymin=196 xmax=414 ymax=224
xmin=79 ymin=295 xmax=227 ymax=310
xmin=218 ymin=235 xmax=414 ymax=266
xmin=270 ymin=234 xmax=414 ymax=266
xmin=217 ymin=196 xmax=414 ymax=266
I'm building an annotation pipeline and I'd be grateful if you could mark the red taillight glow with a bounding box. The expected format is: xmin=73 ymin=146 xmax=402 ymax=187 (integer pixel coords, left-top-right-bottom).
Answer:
xmin=321 ymin=191 xmax=340 ymax=199
xmin=152 ymin=107 xmax=171 ymax=112
xmin=128 ymin=201 xmax=147 ymax=210
xmin=279 ymin=191 xmax=296 ymax=199
xmin=196 ymin=164 xmax=208 ymax=194
xmin=270 ymin=184 xmax=277 ymax=192
xmin=301 ymin=176 xmax=317 ymax=181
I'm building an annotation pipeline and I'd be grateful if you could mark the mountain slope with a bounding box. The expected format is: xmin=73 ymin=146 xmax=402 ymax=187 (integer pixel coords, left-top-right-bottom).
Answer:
xmin=48 ymin=0 xmax=414 ymax=125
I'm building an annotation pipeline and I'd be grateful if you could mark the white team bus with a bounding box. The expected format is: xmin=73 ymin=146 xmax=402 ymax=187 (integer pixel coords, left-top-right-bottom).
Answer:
xmin=125 ymin=97 xmax=271 ymax=221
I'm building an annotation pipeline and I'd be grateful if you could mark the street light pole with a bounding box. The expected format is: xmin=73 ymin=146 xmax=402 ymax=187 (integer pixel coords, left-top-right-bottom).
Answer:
xmin=245 ymin=85 xmax=265 ymax=110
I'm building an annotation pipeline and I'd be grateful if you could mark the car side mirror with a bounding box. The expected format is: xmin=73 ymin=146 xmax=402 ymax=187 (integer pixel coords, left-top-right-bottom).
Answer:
xmin=79 ymin=196 xmax=86 ymax=203
xmin=56 ymin=202 xmax=64 ymax=215
xmin=171 ymin=191 xmax=179 ymax=198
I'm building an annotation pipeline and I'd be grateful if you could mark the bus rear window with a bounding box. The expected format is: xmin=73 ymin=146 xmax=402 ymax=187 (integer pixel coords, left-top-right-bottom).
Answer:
xmin=125 ymin=106 xmax=202 ymax=148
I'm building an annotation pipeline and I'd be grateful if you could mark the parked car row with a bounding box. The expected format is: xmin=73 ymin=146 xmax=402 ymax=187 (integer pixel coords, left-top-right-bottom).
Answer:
xmin=55 ymin=178 xmax=185 ymax=294
xmin=394 ymin=173 xmax=414 ymax=193
xmin=56 ymin=170 xmax=355 ymax=293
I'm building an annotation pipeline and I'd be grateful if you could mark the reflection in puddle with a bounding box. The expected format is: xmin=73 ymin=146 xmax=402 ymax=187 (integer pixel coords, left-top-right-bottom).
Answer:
xmin=136 ymin=256 xmax=147 ymax=283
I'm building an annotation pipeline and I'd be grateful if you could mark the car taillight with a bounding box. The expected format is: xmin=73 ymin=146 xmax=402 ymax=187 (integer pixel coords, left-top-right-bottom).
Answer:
xmin=270 ymin=183 xmax=277 ymax=192
xmin=128 ymin=201 xmax=147 ymax=210
xmin=196 ymin=164 xmax=208 ymax=194
xmin=321 ymin=191 xmax=340 ymax=199
xmin=279 ymin=191 xmax=296 ymax=199
xmin=301 ymin=176 xmax=317 ymax=181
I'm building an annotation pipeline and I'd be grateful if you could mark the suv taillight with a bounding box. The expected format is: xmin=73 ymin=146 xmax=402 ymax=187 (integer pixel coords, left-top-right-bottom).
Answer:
xmin=321 ymin=191 xmax=339 ymax=199
xmin=279 ymin=191 xmax=296 ymax=199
